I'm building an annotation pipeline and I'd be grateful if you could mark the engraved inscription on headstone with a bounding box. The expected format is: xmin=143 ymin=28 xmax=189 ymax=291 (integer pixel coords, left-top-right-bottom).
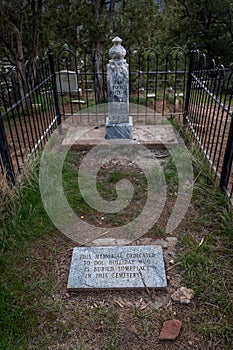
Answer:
xmin=107 ymin=37 xmax=129 ymax=123
xmin=67 ymin=245 xmax=167 ymax=291
xmin=106 ymin=37 xmax=133 ymax=139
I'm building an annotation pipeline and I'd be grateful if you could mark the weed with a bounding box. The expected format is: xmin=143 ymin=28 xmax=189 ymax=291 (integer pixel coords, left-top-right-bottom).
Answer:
xmin=150 ymin=225 xmax=165 ymax=237
xmin=162 ymin=157 xmax=178 ymax=186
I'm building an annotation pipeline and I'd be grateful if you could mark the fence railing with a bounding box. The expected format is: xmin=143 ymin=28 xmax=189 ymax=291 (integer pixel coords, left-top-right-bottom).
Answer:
xmin=184 ymin=48 xmax=233 ymax=202
xmin=55 ymin=47 xmax=188 ymax=124
xmin=0 ymin=51 xmax=60 ymax=183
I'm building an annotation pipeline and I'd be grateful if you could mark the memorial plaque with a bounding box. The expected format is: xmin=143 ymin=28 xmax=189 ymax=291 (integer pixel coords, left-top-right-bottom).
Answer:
xmin=67 ymin=245 xmax=167 ymax=291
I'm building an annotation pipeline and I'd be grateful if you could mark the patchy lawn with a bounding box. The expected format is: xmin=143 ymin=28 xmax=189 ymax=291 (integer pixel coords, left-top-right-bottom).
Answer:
xmin=0 ymin=126 xmax=233 ymax=350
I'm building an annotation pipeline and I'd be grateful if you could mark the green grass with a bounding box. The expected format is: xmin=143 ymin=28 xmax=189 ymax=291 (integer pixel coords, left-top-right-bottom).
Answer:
xmin=177 ymin=143 xmax=233 ymax=345
xmin=94 ymin=306 xmax=119 ymax=349
xmin=0 ymin=131 xmax=233 ymax=348
xmin=0 ymin=157 xmax=64 ymax=349
xmin=62 ymin=151 xmax=149 ymax=227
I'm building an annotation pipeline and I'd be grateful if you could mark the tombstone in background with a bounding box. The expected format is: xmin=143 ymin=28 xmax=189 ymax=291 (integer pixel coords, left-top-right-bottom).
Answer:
xmin=56 ymin=70 xmax=80 ymax=94
xmin=106 ymin=37 xmax=133 ymax=139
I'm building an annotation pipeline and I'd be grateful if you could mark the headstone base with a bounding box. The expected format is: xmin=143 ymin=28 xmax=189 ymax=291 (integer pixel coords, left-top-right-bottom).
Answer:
xmin=105 ymin=116 xmax=133 ymax=139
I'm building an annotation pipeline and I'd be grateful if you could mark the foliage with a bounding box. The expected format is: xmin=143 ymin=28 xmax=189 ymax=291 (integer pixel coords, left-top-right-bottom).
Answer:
xmin=113 ymin=0 xmax=159 ymax=51
xmin=0 ymin=0 xmax=46 ymax=70
xmin=164 ymin=0 xmax=233 ymax=64
xmin=44 ymin=0 xmax=160 ymax=56
xmin=1 ymin=0 xmax=233 ymax=71
xmin=0 ymin=1 xmax=160 ymax=68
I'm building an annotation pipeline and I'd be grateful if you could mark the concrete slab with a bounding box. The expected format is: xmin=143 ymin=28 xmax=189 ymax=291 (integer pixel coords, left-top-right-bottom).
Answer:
xmin=62 ymin=123 xmax=178 ymax=150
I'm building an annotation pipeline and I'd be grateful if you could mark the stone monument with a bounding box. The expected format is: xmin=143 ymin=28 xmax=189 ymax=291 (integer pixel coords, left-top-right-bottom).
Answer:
xmin=56 ymin=70 xmax=78 ymax=93
xmin=106 ymin=37 xmax=133 ymax=139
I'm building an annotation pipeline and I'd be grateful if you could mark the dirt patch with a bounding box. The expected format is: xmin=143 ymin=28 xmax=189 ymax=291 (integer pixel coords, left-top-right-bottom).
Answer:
xmin=26 ymin=149 xmax=233 ymax=349
xmin=29 ymin=214 xmax=214 ymax=350
xmin=1 ymin=120 xmax=232 ymax=349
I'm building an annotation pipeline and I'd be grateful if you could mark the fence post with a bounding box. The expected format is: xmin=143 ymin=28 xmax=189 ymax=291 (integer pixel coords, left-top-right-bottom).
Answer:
xmin=220 ymin=117 xmax=233 ymax=190
xmin=184 ymin=44 xmax=196 ymax=123
xmin=0 ymin=118 xmax=15 ymax=184
xmin=48 ymin=47 xmax=62 ymax=134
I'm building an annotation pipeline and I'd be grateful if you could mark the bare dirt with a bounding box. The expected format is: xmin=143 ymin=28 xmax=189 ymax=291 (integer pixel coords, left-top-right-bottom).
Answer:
xmin=29 ymin=230 xmax=192 ymax=349
xmin=1 ymin=102 xmax=232 ymax=349
xmin=28 ymin=211 xmax=225 ymax=349
xmin=26 ymin=149 xmax=232 ymax=350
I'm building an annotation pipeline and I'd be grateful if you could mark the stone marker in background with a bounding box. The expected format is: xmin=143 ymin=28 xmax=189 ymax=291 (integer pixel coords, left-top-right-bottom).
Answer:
xmin=56 ymin=70 xmax=79 ymax=94
xmin=106 ymin=37 xmax=133 ymax=139
xmin=67 ymin=245 xmax=167 ymax=291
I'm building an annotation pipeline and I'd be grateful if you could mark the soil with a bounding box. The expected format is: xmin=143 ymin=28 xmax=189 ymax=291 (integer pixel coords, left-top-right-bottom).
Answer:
xmin=1 ymin=101 xmax=232 ymax=348
xmin=30 ymin=227 xmax=192 ymax=349
xmin=27 ymin=149 xmax=232 ymax=350
xmin=3 ymin=95 xmax=232 ymax=196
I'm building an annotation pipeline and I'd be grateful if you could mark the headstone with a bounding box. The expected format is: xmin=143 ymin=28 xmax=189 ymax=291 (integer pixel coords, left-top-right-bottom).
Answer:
xmin=106 ymin=37 xmax=133 ymax=139
xmin=56 ymin=70 xmax=79 ymax=94
xmin=67 ymin=245 xmax=167 ymax=291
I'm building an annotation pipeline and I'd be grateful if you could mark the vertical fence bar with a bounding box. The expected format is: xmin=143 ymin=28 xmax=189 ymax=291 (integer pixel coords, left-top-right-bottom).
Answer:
xmin=220 ymin=116 xmax=233 ymax=189
xmin=0 ymin=118 xmax=15 ymax=184
xmin=48 ymin=47 xmax=62 ymax=134
xmin=184 ymin=45 xmax=196 ymax=123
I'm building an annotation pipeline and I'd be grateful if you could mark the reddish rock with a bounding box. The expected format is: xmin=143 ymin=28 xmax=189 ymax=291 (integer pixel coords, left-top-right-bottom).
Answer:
xmin=159 ymin=319 xmax=182 ymax=340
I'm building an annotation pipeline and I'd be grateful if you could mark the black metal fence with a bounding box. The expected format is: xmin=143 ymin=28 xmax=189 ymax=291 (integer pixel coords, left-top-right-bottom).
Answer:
xmin=1 ymin=45 xmax=233 ymax=203
xmin=184 ymin=48 xmax=233 ymax=202
xmin=55 ymin=47 xmax=187 ymax=123
xmin=0 ymin=46 xmax=188 ymax=183
xmin=0 ymin=50 xmax=61 ymax=184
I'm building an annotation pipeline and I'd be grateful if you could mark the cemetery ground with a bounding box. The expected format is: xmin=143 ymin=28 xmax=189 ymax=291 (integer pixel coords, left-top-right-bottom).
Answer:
xmin=0 ymin=124 xmax=233 ymax=350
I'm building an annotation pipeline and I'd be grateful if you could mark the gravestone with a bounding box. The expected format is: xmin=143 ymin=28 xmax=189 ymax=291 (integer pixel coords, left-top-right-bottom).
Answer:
xmin=106 ymin=37 xmax=133 ymax=139
xmin=56 ymin=70 xmax=80 ymax=94
xmin=67 ymin=245 xmax=167 ymax=291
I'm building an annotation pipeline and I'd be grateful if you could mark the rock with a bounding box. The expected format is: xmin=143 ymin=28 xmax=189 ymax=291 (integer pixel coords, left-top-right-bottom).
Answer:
xmin=171 ymin=286 xmax=194 ymax=304
xmin=159 ymin=319 xmax=182 ymax=340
